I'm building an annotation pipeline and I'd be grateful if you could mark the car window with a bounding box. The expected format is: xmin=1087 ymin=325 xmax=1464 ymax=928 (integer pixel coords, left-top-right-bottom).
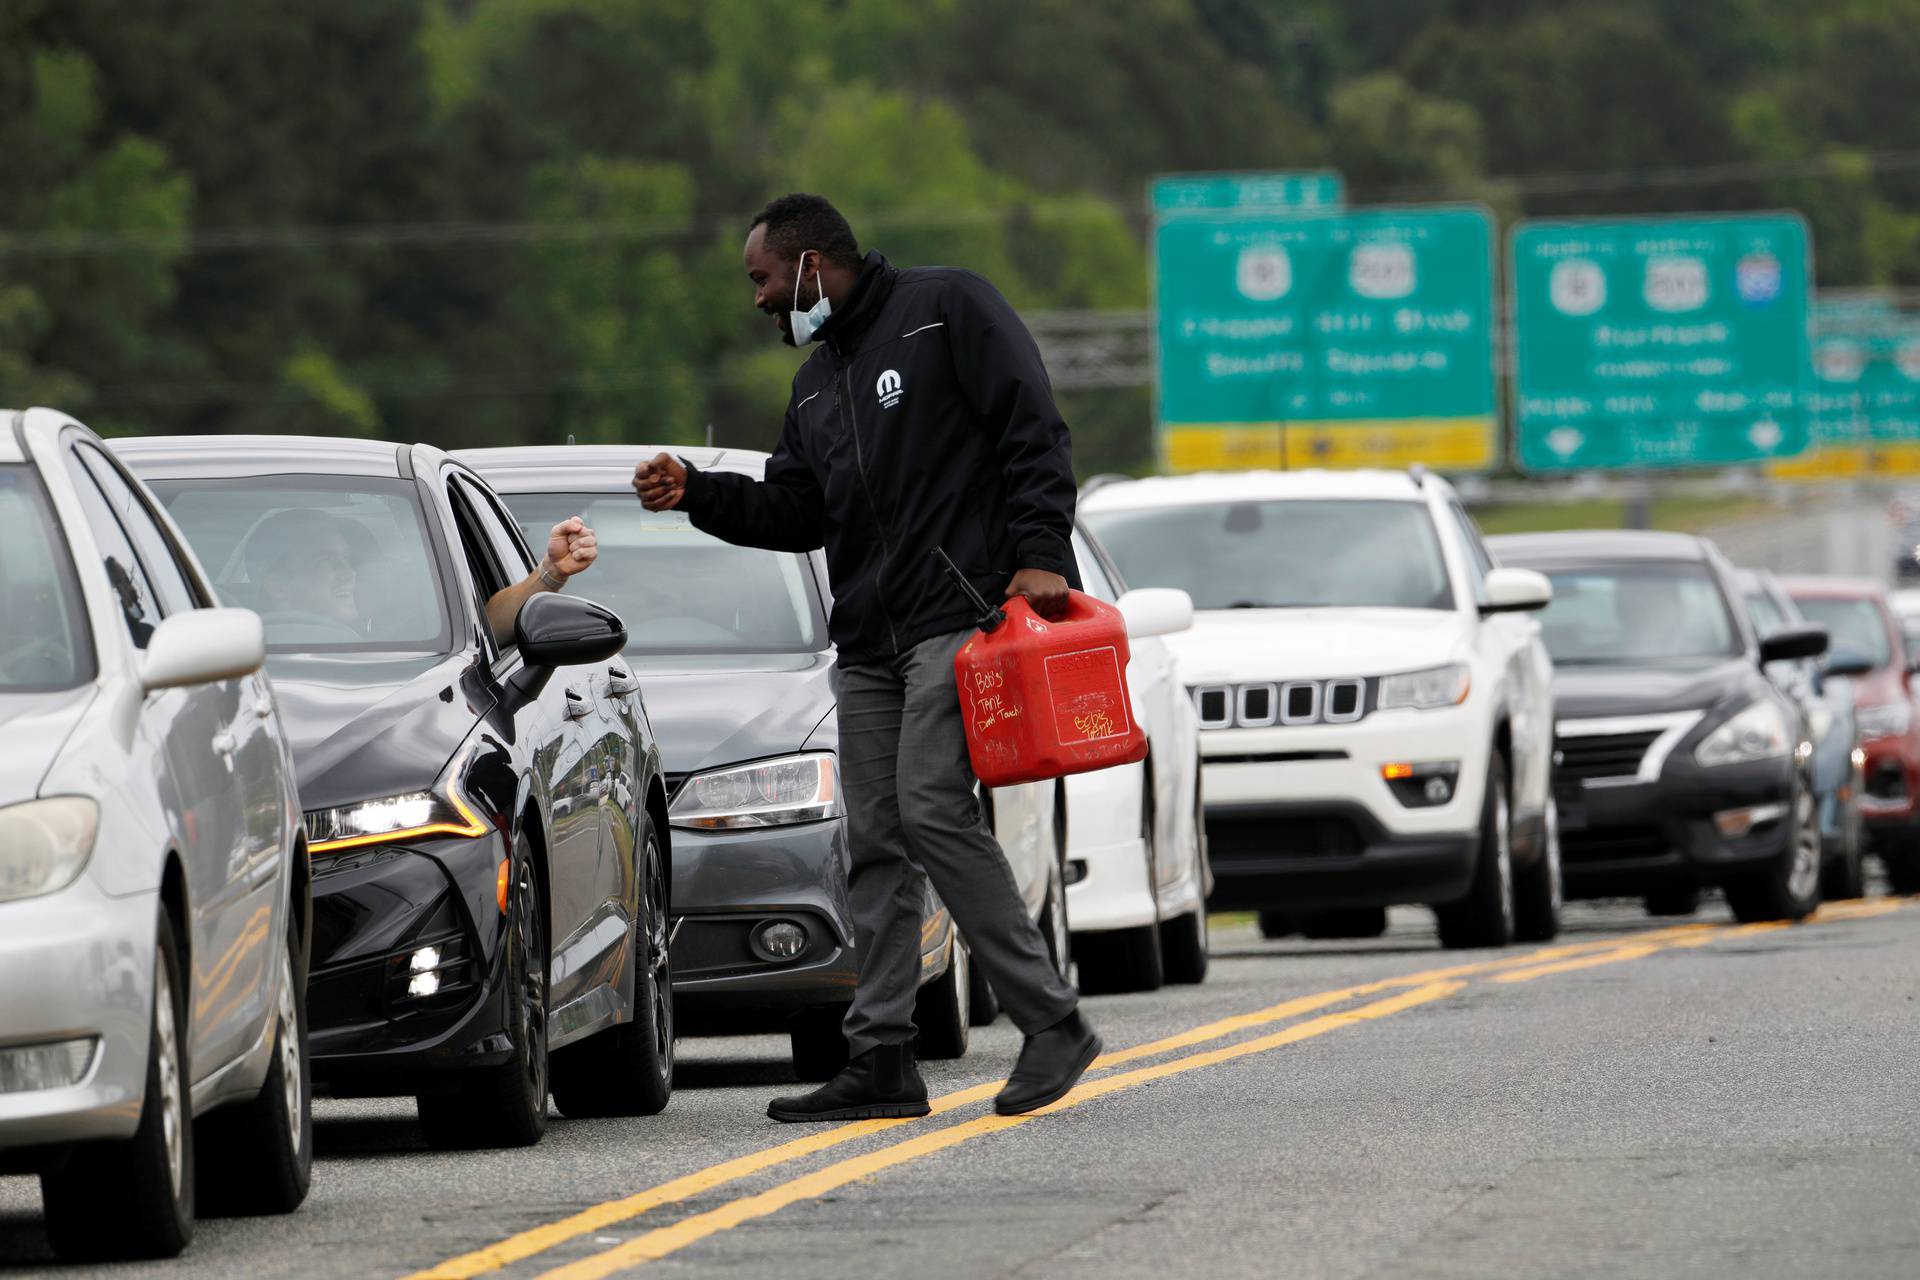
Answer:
xmin=1444 ymin=501 xmax=1493 ymax=604
xmin=1084 ymin=499 xmax=1454 ymax=612
xmin=1533 ymin=562 xmax=1741 ymax=665
xmin=0 ymin=466 xmax=93 ymax=687
xmin=74 ymin=444 xmax=200 ymax=616
xmin=65 ymin=452 xmax=164 ymax=648
xmin=496 ymin=492 xmax=826 ymax=655
xmin=1072 ymin=532 xmax=1118 ymax=604
xmin=1792 ymin=596 xmax=1895 ymax=671
xmin=453 ymin=474 xmax=533 ymax=584
xmin=1744 ymin=589 xmax=1789 ymax=638
xmin=145 ymin=474 xmax=454 ymax=654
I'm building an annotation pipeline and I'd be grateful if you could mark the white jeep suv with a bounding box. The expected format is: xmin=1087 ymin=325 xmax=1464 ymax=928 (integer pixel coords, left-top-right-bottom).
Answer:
xmin=1081 ymin=468 xmax=1561 ymax=949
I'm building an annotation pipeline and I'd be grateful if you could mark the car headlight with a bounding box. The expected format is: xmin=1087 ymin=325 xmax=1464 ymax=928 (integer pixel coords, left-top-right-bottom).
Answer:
xmin=1857 ymin=700 xmax=1913 ymax=741
xmin=0 ymin=797 xmax=100 ymax=903
xmin=304 ymin=745 xmax=489 ymax=855
xmin=670 ymin=753 xmax=842 ymax=830
xmin=1377 ymin=663 xmax=1471 ymax=711
xmin=1694 ymin=699 xmax=1791 ymax=768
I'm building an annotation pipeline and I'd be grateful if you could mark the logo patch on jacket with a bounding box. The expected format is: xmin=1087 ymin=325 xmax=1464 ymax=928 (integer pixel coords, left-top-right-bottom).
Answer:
xmin=876 ymin=369 xmax=904 ymax=409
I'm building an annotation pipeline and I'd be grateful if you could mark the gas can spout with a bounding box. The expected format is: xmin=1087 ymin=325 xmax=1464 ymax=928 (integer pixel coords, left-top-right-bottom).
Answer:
xmin=932 ymin=547 xmax=1007 ymax=632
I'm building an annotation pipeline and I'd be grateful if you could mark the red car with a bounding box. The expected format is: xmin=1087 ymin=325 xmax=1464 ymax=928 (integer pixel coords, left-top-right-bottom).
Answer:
xmin=1783 ymin=576 xmax=1920 ymax=890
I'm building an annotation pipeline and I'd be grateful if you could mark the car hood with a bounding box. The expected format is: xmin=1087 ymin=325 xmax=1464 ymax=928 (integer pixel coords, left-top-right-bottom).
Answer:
xmin=1551 ymin=658 xmax=1758 ymax=721
xmin=1844 ymin=664 xmax=1908 ymax=709
xmin=0 ymin=686 xmax=97 ymax=803
xmin=1159 ymin=608 xmax=1470 ymax=683
xmin=625 ymin=651 xmax=836 ymax=776
xmin=264 ymin=651 xmax=486 ymax=810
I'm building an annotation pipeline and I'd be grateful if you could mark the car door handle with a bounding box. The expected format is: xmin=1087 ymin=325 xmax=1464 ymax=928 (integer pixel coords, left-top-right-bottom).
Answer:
xmin=563 ymin=688 xmax=592 ymax=720
xmin=607 ymin=667 xmax=640 ymax=698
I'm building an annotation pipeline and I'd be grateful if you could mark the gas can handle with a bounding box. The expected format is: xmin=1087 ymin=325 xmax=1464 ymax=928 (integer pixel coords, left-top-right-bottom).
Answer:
xmin=932 ymin=547 xmax=1006 ymax=632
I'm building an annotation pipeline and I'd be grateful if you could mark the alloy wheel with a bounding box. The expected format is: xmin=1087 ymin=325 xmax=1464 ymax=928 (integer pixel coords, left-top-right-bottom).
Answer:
xmin=515 ymin=865 xmax=548 ymax=1103
xmin=277 ymin=950 xmax=303 ymax=1157
xmin=1787 ymin=788 xmax=1822 ymax=904
xmin=154 ymin=964 xmax=185 ymax=1200
xmin=644 ymin=832 xmax=673 ymax=1074
xmin=1494 ymin=786 xmax=1515 ymax=936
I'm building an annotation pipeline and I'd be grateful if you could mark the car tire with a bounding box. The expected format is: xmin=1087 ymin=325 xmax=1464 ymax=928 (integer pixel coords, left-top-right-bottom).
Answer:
xmin=1297 ymin=908 xmax=1388 ymax=940
xmin=418 ymin=838 xmax=549 ymax=1149
xmin=1038 ymin=801 xmax=1072 ymax=983
xmin=1886 ymin=847 xmax=1920 ymax=895
xmin=195 ymin=926 xmax=312 ymax=1217
xmin=789 ymin=1004 xmax=850 ymax=1082
xmin=551 ymin=819 xmax=674 ymax=1118
xmin=1821 ymin=799 xmax=1867 ymax=901
xmin=914 ymin=934 xmax=972 ymax=1059
xmin=1073 ymin=923 xmax=1164 ymax=995
xmin=1512 ymin=798 xmax=1564 ymax=943
xmin=1725 ymin=783 xmax=1822 ymax=924
xmin=1434 ymin=751 xmax=1515 ymax=950
xmin=1256 ymin=910 xmax=1297 ymax=939
xmin=43 ymin=914 xmax=194 ymax=1261
xmin=1644 ymin=886 xmax=1700 ymax=917
xmin=1161 ymin=910 xmax=1210 ymax=984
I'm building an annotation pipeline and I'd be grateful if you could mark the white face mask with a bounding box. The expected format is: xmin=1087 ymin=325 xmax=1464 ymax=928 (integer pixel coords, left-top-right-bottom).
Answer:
xmin=788 ymin=250 xmax=832 ymax=345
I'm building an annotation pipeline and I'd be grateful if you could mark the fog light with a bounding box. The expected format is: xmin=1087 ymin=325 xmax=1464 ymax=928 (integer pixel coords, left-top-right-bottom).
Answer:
xmin=0 ymin=1037 xmax=98 ymax=1094
xmin=407 ymin=971 xmax=442 ymax=997
xmin=1714 ymin=803 xmax=1785 ymax=838
xmin=1382 ymin=761 xmax=1460 ymax=808
xmin=751 ymin=920 xmax=808 ymax=963
xmin=406 ymin=945 xmax=444 ymax=997
xmin=410 ymin=945 xmax=441 ymax=973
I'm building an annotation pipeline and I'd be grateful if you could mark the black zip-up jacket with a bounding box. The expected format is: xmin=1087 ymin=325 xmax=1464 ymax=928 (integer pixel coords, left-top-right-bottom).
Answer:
xmin=680 ymin=251 xmax=1080 ymax=664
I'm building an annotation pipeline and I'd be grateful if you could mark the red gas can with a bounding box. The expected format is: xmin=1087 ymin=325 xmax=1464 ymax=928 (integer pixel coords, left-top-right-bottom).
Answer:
xmin=949 ymin=586 xmax=1148 ymax=789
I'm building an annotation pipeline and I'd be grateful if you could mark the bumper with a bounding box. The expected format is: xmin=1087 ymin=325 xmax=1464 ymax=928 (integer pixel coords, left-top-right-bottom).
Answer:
xmin=1066 ymin=833 xmax=1156 ymax=932
xmin=669 ymin=817 xmax=858 ymax=1033
xmin=1859 ymin=734 xmax=1920 ymax=832
xmin=1557 ymin=755 xmax=1796 ymax=897
xmin=0 ymin=881 xmax=157 ymax=1152
xmin=1203 ymin=800 xmax=1477 ymax=910
xmin=306 ymin=834 xmax=519 ymax=1095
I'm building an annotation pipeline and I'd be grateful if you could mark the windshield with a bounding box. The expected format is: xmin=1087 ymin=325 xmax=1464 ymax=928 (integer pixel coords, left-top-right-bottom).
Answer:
xmin=498 ymin=493 xmax=826 ymax=654
xmin=1536 ymin=562 xmax=1741 ymax=665
xmin=1792 ymin=596 xmax=1894 ymax=671
xmin=145 ymin=475 xmax=453 ymax=654
xmin=0 ymin=466 xmax=93 ymax=690
xmin=1084 ymin=499 xmax=1453 ymax=611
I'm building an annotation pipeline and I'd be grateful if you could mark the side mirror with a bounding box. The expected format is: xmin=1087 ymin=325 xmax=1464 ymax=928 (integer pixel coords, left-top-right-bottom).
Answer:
xmin=502 ymin=594 xmax=627 ymax=713
xmin=1827 ymin=648 xmax=1874 ymax=678
xmin=1116 ymin=587 xmax=1194 ymax=639
xmin=1481 ymin=567 xmax=1552 ymax=614
xmin=142 ymin=608 xmax=265 ymax=692
xmin=1759 ymin=624 xmax=1829 ymax=665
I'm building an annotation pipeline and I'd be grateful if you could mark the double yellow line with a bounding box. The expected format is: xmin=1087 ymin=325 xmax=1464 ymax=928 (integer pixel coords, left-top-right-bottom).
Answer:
xmin=405 ymin=904 xmax=1904 ymax=1280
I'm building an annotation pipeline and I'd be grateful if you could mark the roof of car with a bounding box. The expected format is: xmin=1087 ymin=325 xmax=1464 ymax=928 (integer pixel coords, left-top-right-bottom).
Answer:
xmin=110 ymin=434 xmax=411 ymax=480
xmin=1077 ymin=469 xmax=1434 ymax=512
xmin=456 ymin=444 xmax=768 ymax=490
xmin=1484 ymin=529 xmax=1710 ymax=564
xmin=1776 ymin=574 xmax=1890 ymax=600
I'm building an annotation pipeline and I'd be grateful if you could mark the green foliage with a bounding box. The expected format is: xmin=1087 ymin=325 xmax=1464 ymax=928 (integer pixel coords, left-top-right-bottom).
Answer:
xmin=5 ymin=0 xmax=1920 ymax=475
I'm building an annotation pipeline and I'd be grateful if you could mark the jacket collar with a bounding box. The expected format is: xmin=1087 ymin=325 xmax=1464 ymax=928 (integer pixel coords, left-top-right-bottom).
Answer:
xmin=819 ymin=251 xmax=896 ymax=356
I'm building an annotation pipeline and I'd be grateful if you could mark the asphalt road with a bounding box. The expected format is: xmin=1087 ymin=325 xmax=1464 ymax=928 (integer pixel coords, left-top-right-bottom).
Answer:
xmin=6 ymin=892 xmax=1919 ymax=1279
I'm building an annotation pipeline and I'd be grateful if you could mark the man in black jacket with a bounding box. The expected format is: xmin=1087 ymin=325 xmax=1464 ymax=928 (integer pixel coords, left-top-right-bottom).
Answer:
xmin=634 ymin=193 xmax=1100 ymax=1121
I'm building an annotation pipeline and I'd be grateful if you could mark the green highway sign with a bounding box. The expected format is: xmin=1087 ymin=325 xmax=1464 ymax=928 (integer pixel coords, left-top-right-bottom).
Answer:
xmin=1776 ymin=323 xmax=1920 ymax=479
xmin=1153 ymin=205 xmax=1498 ymax=471
xmin=1511 ymin=214 xmax=1813 ymax=471
xmin=1150 ymin=171 xmax=1346 ymax=215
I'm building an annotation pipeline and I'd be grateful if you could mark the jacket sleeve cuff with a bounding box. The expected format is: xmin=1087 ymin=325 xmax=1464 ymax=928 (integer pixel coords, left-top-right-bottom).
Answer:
xmin=1016 ymin=533 xmax=1074 ymax=577
xmin=678 ymin=461 xmax=711 ymax=514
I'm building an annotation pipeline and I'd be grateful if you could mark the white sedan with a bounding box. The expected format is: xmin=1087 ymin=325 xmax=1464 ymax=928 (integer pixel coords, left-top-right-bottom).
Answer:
xmin=0 ymin=409 xmax=311 ymax=1261
xmin=1063 ymin=529 xmax=1210 ymax=993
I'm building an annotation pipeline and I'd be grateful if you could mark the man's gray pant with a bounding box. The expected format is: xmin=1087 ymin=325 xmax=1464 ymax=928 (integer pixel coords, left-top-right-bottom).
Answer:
xmin=834 ymin=627 xmax=1079 ymax=1055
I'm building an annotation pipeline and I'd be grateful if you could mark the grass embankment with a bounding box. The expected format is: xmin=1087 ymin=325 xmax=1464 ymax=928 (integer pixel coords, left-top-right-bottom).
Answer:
xmin=1470 ymin=494 xmax=1779 ymax=537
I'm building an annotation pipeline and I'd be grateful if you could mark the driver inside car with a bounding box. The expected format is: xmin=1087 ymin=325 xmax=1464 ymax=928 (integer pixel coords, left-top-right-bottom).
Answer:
xmin=243 ymin=506 xmax=599 ymax=646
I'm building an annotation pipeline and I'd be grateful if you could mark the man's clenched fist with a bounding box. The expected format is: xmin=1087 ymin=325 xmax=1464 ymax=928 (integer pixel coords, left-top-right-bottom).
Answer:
xmin=1005 ymin=568 xmax=1070 ymax=620
xmin=544 ymin=516 xmax=598 ymax=579
xmin=632 ymin=453 xmax=688 ymax=511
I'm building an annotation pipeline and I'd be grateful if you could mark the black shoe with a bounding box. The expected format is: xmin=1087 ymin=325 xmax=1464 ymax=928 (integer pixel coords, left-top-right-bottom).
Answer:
xmin=994 ymin=1009 xmax=1102 ymax=1116
xmin=767 ymin=1042 xmax=931 ymax=1123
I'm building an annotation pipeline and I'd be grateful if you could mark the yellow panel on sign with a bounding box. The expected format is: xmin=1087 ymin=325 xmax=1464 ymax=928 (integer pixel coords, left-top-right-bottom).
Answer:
xmin=1874 ymin=442 xmax=1920 ymax=477
xmin=1768 ymin=445 xmax=1871 ymax=482
xmin=1162 ymin=418 xmax=1497 ymax=473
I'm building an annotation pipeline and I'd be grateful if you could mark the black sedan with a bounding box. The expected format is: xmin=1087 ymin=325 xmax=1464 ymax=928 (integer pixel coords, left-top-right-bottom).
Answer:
xmin=115 ymin=435 xmax=672 ymax=1148
xmin=1488 ymin=530 xmax=1828 ymax=923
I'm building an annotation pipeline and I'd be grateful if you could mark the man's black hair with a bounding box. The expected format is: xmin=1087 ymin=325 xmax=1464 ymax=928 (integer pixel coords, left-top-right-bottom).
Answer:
xmin=751 ymin=193 xmax=861 ymax=269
